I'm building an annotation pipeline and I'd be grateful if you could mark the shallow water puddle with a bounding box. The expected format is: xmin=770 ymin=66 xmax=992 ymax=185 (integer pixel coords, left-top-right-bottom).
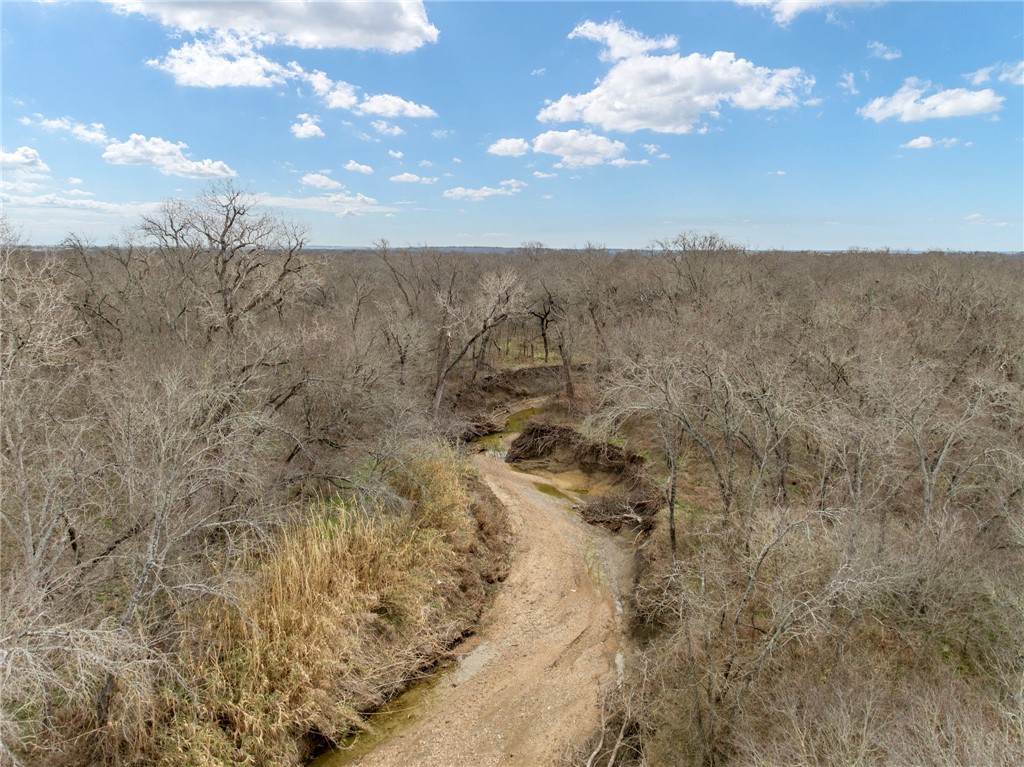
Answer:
xmin=308 ymin=671 xmax=445 ymax=767
xmin=309 ymin=641 xmax=497 ymax=766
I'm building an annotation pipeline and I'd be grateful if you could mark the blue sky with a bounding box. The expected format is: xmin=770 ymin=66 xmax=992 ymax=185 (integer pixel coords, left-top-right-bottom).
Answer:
xmin=2 ymin=1 xmax=1022 ymax=250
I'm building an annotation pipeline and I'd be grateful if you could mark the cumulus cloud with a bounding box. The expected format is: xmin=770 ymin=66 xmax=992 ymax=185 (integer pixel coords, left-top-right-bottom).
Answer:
xmin=355 ymin=94 xmax=437 ymax=118
xmin=859 ymin=78 xmax=1004 ymax=122
xmin=344 ymin=160 xmax=374 ymax=174
xmin=31 ymin=115 xmax=109 ymax=143
xmin=102 ymin=134 xmax=237 ymax=178
xmin=736 ymin=1 xmax=869 ymax=26
xmin=540 ymin=21 xmax=814 ymax=134
xmin=320 ymin=80 xmax=359 ymax=109
xmin=388 ymin=149 xmax=404 ymax=159
xmin=146 ymin=32 xmax=291 ymax=87
xmin=609 ymin=158 xmax=650 ymax=167
xmin=133 ymin=9 xmax=440 ymax=133
xmin=1 ymin=146 xmax=50 ymax=172
xmin=290 ymin=113 xmax=325 ymax=138
xmin=568 ymin=19 xmax=677 ymax=62
xmin=301 ymin=172 xmax=344 ymax=189
xmin=532 ymin=129 xmax=627 ymax=167
xmin=965 ymin=61 xmax=1024 ymax=87
xmin=442 ymin=179 xmax=526 ymax=201
xmin=372 ymin=120 xmax=405 ymax=136
xmin=21 ymin=114 xmax=109 ymax=144
xmin=18 ymin=113 xmax=237 ymax=183
xmin=901 ymin=136 xmax=958 ymax=149
xmin=532 ymin=171 xmax=557 ymax=179
xmin=867 ymin=41 xmax=902 ymax=60
xmin=390 ymin=172 xmax=437 ymax=184
xmin=106 ymin=0 xmax=439 ymax=52
xmin=487 ymin=138 xmax=530 ymax=157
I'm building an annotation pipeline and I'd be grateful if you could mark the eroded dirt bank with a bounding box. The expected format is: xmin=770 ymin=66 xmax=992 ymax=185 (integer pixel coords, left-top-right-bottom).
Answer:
xmin=316 ymin=452 xmax=630 ymax=767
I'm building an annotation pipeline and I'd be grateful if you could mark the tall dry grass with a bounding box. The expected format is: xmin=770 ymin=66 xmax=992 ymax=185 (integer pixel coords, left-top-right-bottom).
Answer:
xmin=151 ymin=442 xmax=487 ymax=766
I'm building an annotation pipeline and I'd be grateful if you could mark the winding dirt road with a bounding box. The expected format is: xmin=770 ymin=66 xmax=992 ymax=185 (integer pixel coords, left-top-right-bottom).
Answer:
xmin=319 ymin=452 xmax=629 ymax=767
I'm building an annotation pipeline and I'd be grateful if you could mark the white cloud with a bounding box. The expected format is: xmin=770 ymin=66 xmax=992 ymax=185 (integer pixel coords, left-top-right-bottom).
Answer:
xmin=859 ymin=78 xmax=1004 ymax=122
xmin=355 ymin=94 xmax=437 ymax=118
xmin=867 ymin=41 xmax=902 ymax=60
xmin=838 ymin=71 xmax=859 ymax=95
xmin=1001 ymin=61 xmax=1024 ymax=86
xmin=102 ymin=134 xmax=237 ymax=178
xmin=0 ymin=191 xmax=160 ymax=217
xmin=1 ymin=146 xmax=50 ymax=172
xmin=609 ymin=158 xmax=650 ymax=167
xmin=372 ymin=120 xmax=405 ymax=136
xmin=22 ymin=114 xmax=109 ymax=144
xmin=344 ymin=160 xmax=374 ymax=175
xmin=442 ymin=179 xmax=526 ymax=201
xmin=488 ymin=138 xmax=530 ymax=157
xmin=322 ymin=80 xmax=360 ymax=109
xmin=388 ymin=150 xmax=404 ymax=159
xmin=532 ymin=68 xmax=546 ymax=76
xmin=901 ymin=136 xmax=958 ymax=149
xmin=642 ymin=143 xmax=671 ymax=159
xmin=106 ymin=0 xmax=438 ymax=52
xmin=390 ymin=172 xmax=437 ymax=184
xmin=966 ymin=61 xmax=1024 ymax=87
xmin=568 ymin=19 xmax=677 ymax=62
xmin=965 ymin=66 xmax=995 ymax=86
xmin=147 ymin=32 xmax=290 ymax=87
xmin=736 ymin=1 xmax=870 ymax=26
xmin=301 ymin=172 xmax=343 ymax=190
xmin=0 ymin=146 xmax=52 ymax=193
xmin=68 ymin=177 xmax=83 ymax=185
xmin=262 ymin=191 xmax=397 ymax=217
xmin=290 ymin=113 xmax=324 ymax=138
xmin=418 ymin=160 xmax=434 ymax=167
xmin=432 ymin=129 xmax=453 ymax=139
xmin=532 ymin=171 xmax=557 ymax=179
xmin=769 ymin=170 xmax=787 ymax=175
xmin=964 ymin=212 xmax=1008 ymax=227
xmin=532 ymin=129 xmax=627 ymax=168
xmin=540 ymin=21 xmax=815 ymax=134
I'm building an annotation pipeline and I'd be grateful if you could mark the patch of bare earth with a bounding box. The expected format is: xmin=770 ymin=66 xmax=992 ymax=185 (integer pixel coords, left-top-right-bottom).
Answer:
xmin=337 ymin=453 xmax=629 ymax=767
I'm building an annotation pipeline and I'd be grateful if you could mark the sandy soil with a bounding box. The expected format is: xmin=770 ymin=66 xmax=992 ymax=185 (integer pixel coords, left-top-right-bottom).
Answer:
xmin=325 ymin=452 xmax=630 ymax=767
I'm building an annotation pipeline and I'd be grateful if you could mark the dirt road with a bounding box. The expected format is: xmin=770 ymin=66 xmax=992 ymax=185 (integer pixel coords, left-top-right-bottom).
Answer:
xmin=318 ymin=452 xmax=629 ymax=767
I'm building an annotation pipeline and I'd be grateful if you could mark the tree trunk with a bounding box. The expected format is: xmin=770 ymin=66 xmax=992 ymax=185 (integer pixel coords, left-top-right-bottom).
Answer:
xmin=431 ymin=327 xmax=452 ymax=417
xmin=668 ymin=458 xmax=678 ymax=556
xmin=557 ymin=337 xmax=575 ymax=407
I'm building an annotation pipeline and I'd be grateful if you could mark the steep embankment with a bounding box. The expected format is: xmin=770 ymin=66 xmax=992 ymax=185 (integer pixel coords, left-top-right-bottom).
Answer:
xmin=315 ymin=452 xmax=630 ymax=767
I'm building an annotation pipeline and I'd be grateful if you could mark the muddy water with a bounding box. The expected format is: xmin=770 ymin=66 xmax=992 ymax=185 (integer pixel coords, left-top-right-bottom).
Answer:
xmin=472 ymin=406 xmax=538 ymax=454
xmin=309 ymin=638 xmax=509 ymax=766
xmin=308 ymin=671 xmax=447 ymax=767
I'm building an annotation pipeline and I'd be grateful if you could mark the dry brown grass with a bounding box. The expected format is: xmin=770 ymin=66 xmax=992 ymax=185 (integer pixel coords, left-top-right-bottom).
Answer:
xmin=149 ymin=442 xmax=502 ymax=766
